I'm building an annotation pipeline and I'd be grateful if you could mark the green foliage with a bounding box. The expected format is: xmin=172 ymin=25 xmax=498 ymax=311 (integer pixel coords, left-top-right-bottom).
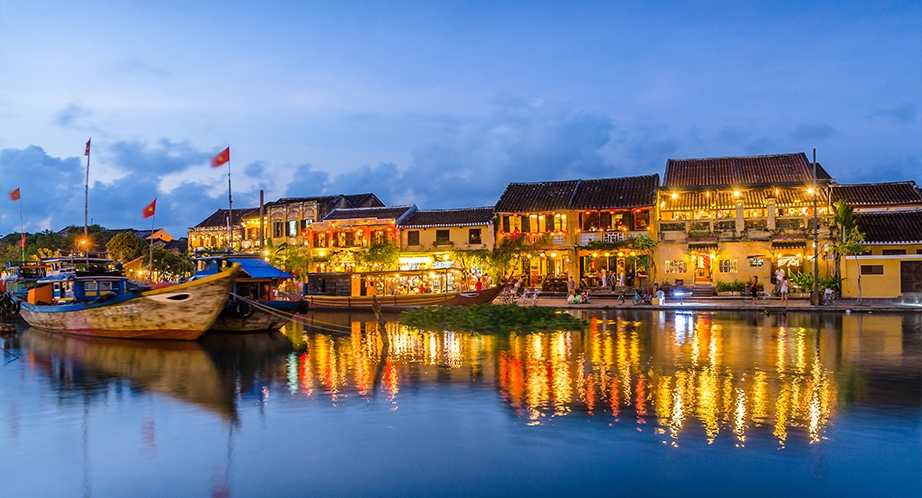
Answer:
xmin=401 ymin=304 xmax=588 ymax=333
xmin=270 ymin=244 xmax=313 ymax=278
xmin=788 ymin=271 xmax=814 ymax=291
xmin=451 ymin=249 xmax=492 ymax=279
xmin=358 ymin=241 xmax=399 ymax=271
xmin=144 ymin=247 xmax=191 ymax=279
xmin=819 ymin=274 xmax=842 ymax=292
xmin=106 ymin=232 xmax=147 ymax=262
xmin=715 ymin=280 xmax=748 ymax=292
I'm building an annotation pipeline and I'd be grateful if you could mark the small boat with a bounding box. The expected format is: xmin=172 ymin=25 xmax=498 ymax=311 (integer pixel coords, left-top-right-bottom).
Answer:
xmin=193 ymin=253 xmax=308 ymax=332
xmin=296 ymin=285 xmax=504 ymax=312
xmin=17 ymin=263 xmax=239 ymax=340
xmin=0 ymin=260 xmax=50 ymax=314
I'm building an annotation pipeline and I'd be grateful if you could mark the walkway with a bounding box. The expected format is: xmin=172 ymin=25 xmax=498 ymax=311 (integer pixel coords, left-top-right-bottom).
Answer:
xmin=531 ymin=294 xmax=922 ymax=313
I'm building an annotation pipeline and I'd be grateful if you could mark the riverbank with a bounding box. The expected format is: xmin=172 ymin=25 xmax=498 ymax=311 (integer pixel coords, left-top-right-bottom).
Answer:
xmin=530 ymin=293 xmax=922 ymax=313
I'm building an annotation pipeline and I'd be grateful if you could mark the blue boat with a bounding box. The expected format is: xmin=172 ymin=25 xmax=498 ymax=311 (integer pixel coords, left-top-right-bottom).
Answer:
xmin=193 ymin=253 xmax=308 ymax=332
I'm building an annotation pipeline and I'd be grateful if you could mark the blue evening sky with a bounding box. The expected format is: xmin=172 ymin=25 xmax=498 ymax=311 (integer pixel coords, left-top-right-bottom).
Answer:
xmin=1 ymin=0 xmax=919 ymax=238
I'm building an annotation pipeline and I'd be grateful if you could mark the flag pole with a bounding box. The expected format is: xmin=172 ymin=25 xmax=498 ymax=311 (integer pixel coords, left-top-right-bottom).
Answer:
xmin=84 ymin=138 xmax=91 ymax=267
xmin=227 ymin=157 xmax=233 ymax=251
xmin=149 ymin=207 xmax=155 ymax=283
xmin=18 ymin=193 xmax=24 ymax=261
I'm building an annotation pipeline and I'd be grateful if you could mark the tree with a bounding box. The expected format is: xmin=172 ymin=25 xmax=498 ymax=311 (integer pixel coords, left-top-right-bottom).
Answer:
xmin=270 ymin=244 xmax=313 ymax=278
xmin=489 ymin=236 xmax=527 ymax=281
xmin=630 ymin=234 xmax=659 ymax=284
xmin=833 ymin=199 xmax=857 ymax=278
xmin=144 ymin=247 xmax=191 ymax=281
xmin=837 ymin=226 xmax=867 ymax=304
xmin=358 ymin=242 xmax=399 ymax=271
xmin=451 ymin=249 xmax=492 ymax=285
xmin=106 ymin=232 xmax=147 ymax=262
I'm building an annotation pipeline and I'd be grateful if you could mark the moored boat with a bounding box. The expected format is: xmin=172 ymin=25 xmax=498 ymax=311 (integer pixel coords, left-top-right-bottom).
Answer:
xmin=0 ymin=260 xmax=49 ymax=314
xmin=193 ymin=253 xmax=308 ymax=332
xmin=296 ymin=285 xmax=504 ymax=312
xmin=17 ymin=263 xmax=239 ymax=340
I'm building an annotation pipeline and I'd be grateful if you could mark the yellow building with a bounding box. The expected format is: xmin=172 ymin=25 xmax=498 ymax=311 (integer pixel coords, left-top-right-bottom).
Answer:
xmin=398 ymin=207 xmax=495 ymax=288
xmin=494 ymin=175 xmax=659 ymax=288
xmin=655 ymin=153 xmax=835 ymax=291
xmin=308 ymin=205 xmax=414 ymax=273
xmin=264 ymin=193 xmax=383 ymax=249
xmin=188 ymin=207 xmax=257 ymax=252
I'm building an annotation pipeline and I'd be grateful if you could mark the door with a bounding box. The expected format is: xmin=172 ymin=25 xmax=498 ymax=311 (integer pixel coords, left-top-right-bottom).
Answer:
xmin=900 ymin=261 xmax=922 ymax=293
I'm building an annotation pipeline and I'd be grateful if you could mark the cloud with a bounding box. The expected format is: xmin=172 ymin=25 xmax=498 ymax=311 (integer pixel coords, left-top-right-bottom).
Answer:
xmin=789 ymin=123 xmax=838 ymax=141
xmin=866 ymin=103 xmax=918 ymax=125
xmin=284 ymin=163 xmax=331 ymax=198
xmin=54 ymin=104 xmax=93 ymax=128
xmin=0 ymin=146 xmax=84 ymax=233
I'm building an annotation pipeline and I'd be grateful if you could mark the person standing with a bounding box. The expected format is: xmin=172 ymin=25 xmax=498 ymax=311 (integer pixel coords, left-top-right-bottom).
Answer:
xmin=775 ymin=267 xmax=785 ymax=284
xmin=567 ymin=275 xmax=576 ymax=296
xmin=750 ymin=275 xmax=759 ymax=304
xmin=780 ymin=276 xmax=789 ymax=305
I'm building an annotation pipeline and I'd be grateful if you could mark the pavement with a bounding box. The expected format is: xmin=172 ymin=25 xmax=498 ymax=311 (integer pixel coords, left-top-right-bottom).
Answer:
xmin=529 ymin=293 xmax=922 ymax=313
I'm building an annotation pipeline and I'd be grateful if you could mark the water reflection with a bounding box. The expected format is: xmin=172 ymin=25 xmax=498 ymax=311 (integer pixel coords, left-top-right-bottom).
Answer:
xmin=278 ymin=310 xmax=919 ymax=447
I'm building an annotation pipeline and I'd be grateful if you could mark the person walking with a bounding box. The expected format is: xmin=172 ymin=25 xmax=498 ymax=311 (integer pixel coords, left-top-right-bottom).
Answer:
xmin=780 ymin=276 xmax=789 ymax=305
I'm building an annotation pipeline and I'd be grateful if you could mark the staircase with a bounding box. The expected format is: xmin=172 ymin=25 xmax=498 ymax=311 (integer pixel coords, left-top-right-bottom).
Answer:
xmin=691 ymin=284 xmax=716 ymax=298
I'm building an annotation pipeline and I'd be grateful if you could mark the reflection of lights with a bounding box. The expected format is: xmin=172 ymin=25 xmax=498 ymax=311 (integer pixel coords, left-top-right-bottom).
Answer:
xmin=734 ymin=387 xmax=748 ymax=443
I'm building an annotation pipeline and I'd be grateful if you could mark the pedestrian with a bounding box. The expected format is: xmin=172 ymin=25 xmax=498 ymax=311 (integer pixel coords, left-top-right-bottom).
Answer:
xmin=567 ymin=275 xmax=576 ymax=295
xmin=780 ymin=276 xmax=789 ymax=305
xmin=774 ymin=267 xmax=785 ymax=284
xmin=600 ymin=269 xmax=608 ymax=288
xmin=750 ymin=275 xmax=759 ymax=304
xmin=618 ymin=271 xmax=625 ymax=287
xmin=475 ymin=278 xmax=483 ymax=291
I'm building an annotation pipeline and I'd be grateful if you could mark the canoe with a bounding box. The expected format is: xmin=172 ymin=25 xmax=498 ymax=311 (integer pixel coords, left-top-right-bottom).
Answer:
xmin=296 ymin=285 xmax=504 ymax=312
xmin=18 ymin=264 xmax=239 ymax=340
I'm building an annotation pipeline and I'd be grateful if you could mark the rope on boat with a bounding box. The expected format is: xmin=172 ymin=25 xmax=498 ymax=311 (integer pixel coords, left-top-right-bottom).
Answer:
xmin=229 ymin=294 xmax=354 ymax=335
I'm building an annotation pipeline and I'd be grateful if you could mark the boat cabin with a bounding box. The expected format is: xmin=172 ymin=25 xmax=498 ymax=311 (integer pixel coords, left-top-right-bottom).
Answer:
xmin=194 ymin=254 xmax=294 ymax=301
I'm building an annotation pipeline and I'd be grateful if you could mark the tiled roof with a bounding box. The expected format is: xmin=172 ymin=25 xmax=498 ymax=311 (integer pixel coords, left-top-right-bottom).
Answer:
xmin=569 ymin=175 xmax=660 ymax=210
xmin=496 ymin=176 xmax=661 ymax=213
xmin=664 ymin=153 xmax=832 ymax=188
xmin=400 ymin=207 xmax=495 ymax=228
xmin=342 ymin=193 xmax=383 ymax=208
xmin=857 ymin=210 xmax=922 ymax=244
xmin=192 ymin=208 xmax=258 ymax=228
xmin=830 ymin=181 xmax=922 ymax=207
xmin=662 ymin=187 xmax=825 ymax=211
xmin=494 ymin=180 xmax=579 ymax=213
xmin=271 ymin=195 xmax=340 ymax=206
xmin=268 ymin=193 xmax=383 ymax=209
xmin=321 ymin=205 xmax=415 ymax=222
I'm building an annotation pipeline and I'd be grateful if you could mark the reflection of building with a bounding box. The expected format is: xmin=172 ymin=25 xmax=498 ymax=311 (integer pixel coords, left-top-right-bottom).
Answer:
xmin=656 ymin=153 xmax=835 ymax=289
xmin=830 ymin=181 xmax=922 ymax=298
xmin=493 ymin=175 xmax=659 ymax=286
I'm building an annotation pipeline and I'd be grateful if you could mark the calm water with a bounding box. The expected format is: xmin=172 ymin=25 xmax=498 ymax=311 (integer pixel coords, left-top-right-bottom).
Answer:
xmin=1 ymin=310 xmax=920 ymax=497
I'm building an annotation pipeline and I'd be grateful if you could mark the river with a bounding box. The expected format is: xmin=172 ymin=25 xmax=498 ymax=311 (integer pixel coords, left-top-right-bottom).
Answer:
xmin=1 ymin=310 xmax=920 ymax=497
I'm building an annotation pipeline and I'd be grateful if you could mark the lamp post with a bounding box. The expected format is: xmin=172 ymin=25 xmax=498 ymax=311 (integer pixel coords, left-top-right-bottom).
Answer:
xmin=812 ymin=148 xmax=819 ymax=306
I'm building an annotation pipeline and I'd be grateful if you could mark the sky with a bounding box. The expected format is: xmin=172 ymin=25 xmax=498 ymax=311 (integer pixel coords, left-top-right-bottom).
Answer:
xmin=1 ymin=0 xmax=919 ymax=239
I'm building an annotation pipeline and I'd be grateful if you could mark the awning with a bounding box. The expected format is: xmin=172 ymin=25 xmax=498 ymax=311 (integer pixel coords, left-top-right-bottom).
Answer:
xmin=688 ymin=243 xmax=718 ymax=252
xmin=771 ymin=241 xmax=806 ymax=249
xmin=227 ymin=257 xmax=295 ymax=279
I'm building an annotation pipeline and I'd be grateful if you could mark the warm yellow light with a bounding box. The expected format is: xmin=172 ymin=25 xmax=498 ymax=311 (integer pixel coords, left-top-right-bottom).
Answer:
xmin=550 ymin=252 xmax=557 ymax=258
xmin=618 ymin=251 xmax=624 ymax=257
xmin=604 ymin=252 xmax=610 ymax=257
xmin=592 ymin=252 xmax=598 ymax=258
xmin=630 ymin=251 xmax=636 ymax=257
xmin=807 ymin=188 xmax=815 ymax=195
xmin=733 ymin=190 xmax=741 ymax=197
xmin=671 ymin=192 xmax=678 ymax=199
xmin=660 ymin=201 xmax=665 ymax=208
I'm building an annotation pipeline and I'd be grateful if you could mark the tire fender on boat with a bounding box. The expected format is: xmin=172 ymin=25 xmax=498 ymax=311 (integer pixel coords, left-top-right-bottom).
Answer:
xmin=297 ymin=300 xmax=310 ymax=315
xmin=234 ymin=300 xmax=254 ymax=318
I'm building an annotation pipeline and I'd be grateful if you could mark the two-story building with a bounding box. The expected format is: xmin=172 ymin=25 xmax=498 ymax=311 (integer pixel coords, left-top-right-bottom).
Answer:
xmin=494 ymin=175 xmax=659 ymax=287
xmin=188 ymin=208 xmax=258 ymax=252
xmin=655 ymin=153 xmax=835 ymax=289
xmin=308 ymin=205 xmax=415 ymax=273
xmin=263 ymin=193 xmax=384 ymax=249
xmin=398 ymin=207 xmax=495 ymax=286
xmin=830 ymin=181 xmax=922 ymax=299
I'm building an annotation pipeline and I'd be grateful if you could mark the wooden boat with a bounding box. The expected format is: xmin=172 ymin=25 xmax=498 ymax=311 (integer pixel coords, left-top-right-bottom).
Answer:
xmin=296 ymin=285 xmax=504 ymax=312
xmin=193 ymin=253 xmax=309 ymax=332
xmin=0 ymin=260 xmax=50 ymax=314
xmin=17 ymin=263 xmax=239 ymax=340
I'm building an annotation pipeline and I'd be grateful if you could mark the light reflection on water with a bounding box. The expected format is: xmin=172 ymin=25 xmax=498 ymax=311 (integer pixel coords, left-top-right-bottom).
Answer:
xmin=1 ymin=310 xmax=920 ymax=497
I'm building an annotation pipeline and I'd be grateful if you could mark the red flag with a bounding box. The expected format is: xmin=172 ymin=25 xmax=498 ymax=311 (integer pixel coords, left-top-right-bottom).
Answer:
xmin=20 ymin=233 xmax=26 ymax=248
xmin=85 ymin=138 xmax=91 ymax=156
xmin=211 ymin=147 xmax=230 ymax=167
xmin=142 ymin=199 xmax=157 ymax=219
xmin=9 ymin=188 xmax=20 ymax=201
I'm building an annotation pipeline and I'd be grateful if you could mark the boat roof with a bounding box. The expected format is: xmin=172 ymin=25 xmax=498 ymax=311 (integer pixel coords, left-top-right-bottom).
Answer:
xmin=197 ymin=254 xmax=294 ymax=279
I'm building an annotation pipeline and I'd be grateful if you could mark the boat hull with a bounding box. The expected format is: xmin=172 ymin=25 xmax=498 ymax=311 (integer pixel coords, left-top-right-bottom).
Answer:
xmin=18 ymin=266 xmax=238 ymax=340
xmin=209 ymin=300 xmax=304 ymax=333
xmin=299 ymin=285 xmax=504 ymax=311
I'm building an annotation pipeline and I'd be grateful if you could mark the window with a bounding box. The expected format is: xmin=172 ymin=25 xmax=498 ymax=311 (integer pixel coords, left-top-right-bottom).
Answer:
xmin=100 ymin=281 xmax=112 ymax=291
xmin=581 ymin=211 xmax=600 ymax=231
xmin=407 ymin=230 xmax=420 ymax=246
xmin=345 ymin=231 xmax=355 ymax=247
xmin=273 ymin=222 xmax=283 ymax=238
xmin=288 ymin=220 xmax=298 ymax=237
xmin=882 ymin=249 xmax=906 ymax=255
xmin=436 ymin=230 xmax=450 ymax=245
xmin=300 ymin=218 xmax=312 ymax=231
xmin=718 ymin=259 xmax=738 ymax=273
xmin=522 ymin=216 xmax=531 ymax=233
xmin=634 ymin=210 xmax=650 ymax=230
xmin=748 ymin=257 xmax=764 ymax=267
xmin=665 ymin=260 xmax=688 ymax=274
xmin=85 ymin=281 xmax=98 ymax=291
xmin=553 ymin=213 xmax=567 ymax=231
xmin=469 ymin=228 xmax=482 ymax=245
xmin=860 ymin=265 xmax=884 ymax=275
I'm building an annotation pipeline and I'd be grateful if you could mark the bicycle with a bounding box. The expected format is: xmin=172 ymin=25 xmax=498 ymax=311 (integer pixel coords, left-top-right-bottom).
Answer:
xmin=615 ymin=288 xmax=626 ymax=305
xmin=741 ymin=286 xmax=771 ymax=304
xmin=822 ymin=288 xmax=840 ymax=306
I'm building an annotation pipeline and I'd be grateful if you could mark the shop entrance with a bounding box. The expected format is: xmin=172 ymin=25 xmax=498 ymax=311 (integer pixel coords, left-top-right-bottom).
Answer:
xmin=694 ymin=253 xmax=713 ymax=283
